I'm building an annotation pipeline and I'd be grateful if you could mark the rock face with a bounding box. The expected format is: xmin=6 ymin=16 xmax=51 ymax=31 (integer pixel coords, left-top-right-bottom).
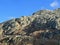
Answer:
xmin=0 ymin=8 xmax=60 ymax=45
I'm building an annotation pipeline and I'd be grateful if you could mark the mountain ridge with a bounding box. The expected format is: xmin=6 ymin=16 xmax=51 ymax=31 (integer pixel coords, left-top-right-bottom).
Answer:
xmin=0 ymin=8 xmax=60 ymax=45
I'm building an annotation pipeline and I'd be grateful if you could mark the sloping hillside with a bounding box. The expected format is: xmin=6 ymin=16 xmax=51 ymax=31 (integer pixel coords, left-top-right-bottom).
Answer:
xmin=0 ymin=8 xmax=60 ymax=45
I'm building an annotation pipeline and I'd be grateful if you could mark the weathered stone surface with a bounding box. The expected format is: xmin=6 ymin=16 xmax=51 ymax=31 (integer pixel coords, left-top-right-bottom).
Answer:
xmin=0 ymin=8 xmax=60 ymax=45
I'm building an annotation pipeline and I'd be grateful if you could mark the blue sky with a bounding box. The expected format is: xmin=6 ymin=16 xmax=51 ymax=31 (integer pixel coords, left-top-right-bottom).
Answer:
xmin=0 ymin=0 xmax=60 ymax=22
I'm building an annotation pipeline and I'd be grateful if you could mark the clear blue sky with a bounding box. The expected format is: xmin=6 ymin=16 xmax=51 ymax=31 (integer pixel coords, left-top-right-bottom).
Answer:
xmin=0 ymin=0 xmax=60 ymax=22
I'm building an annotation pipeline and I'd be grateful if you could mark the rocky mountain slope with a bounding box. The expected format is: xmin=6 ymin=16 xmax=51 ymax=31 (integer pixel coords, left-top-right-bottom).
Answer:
xmin=0 ymin=8 xmax=60 ymax=45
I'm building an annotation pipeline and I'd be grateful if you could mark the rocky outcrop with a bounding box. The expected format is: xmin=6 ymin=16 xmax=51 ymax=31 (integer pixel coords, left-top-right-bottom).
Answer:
xmin=0 ymin=8 xmax=60 ymax=45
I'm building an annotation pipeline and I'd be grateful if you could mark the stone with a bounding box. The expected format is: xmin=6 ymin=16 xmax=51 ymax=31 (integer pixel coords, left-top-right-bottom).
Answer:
xmin=0 ymin=8 xmax=60 ymax=45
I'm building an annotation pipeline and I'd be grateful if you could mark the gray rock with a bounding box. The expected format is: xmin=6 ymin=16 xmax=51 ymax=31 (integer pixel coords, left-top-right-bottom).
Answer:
xmin=0 ymin=8 xmax=60 ymax=45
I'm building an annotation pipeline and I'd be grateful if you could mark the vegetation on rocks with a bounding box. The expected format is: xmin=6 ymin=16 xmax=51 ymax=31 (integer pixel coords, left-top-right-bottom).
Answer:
xmin=0 ymin=8 xmax=60 ymax=45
